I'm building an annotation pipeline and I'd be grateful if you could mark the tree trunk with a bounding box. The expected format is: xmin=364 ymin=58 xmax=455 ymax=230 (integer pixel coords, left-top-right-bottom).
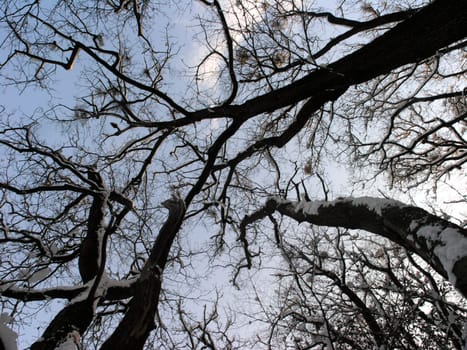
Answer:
xmin=79 ymin=170 xmax=106 ymax=283
xmin=30 ymin=300 xmax=93 ymax=350
xmin=100 ymin=197 xmax=186 ymax=350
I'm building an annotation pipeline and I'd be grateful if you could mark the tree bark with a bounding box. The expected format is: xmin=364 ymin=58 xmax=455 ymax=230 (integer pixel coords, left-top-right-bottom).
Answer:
xmin=241 ymin=197 xmax=467 ymax=297
xmin=79 ymin=170 xmax=106 ymax=283
xmin=100 ymin=197 xmax=186 ymax=350
xmin=30 ymin=300 xmax=93 ymax=350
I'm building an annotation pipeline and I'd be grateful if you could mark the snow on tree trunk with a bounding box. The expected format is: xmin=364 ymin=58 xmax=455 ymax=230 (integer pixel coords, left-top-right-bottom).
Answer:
xmin=0 ymin=313 xmax=18 ymax=350
xmin=241 ymin=196 xmax=467 ymax=297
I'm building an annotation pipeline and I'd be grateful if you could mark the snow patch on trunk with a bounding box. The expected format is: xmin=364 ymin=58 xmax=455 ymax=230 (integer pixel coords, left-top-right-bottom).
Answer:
xmin=417 ymin=226 xmax=467 ymax=285
xmin=54 ymin=331 xmax=80 ymax=350
xmin=0 ymin=313 xmax=18 ymax=350
xmin=295 ymin=200 xmax=322 ymax=215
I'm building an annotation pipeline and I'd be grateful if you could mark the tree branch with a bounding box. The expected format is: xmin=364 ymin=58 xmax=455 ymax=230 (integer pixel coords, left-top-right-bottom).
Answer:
xmin=241 ymin=196 xmax=467 ymax=297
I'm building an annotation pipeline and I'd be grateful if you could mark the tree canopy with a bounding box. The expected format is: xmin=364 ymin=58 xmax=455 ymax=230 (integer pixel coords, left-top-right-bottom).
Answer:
xmin=0 ymin=0 xmax=466 ymax=349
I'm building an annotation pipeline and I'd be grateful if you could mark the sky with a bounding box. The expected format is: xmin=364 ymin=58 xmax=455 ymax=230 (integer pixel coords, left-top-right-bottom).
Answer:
xmin=0 ymin=0 xmax=465 ymax=348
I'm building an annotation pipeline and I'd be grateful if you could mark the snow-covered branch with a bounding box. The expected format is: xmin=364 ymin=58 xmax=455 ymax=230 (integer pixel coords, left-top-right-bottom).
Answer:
xmin=241 ymin=196 xmax=467 ymax=297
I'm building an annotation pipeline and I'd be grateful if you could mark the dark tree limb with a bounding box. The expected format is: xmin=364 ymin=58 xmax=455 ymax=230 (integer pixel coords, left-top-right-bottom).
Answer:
xmin=79 ymin=169 xmax=106 ymax=284
xmin=100 ymin=196 xmax=186 ymax=350
xmin=30 ymin=299 xmax=93 ymax=350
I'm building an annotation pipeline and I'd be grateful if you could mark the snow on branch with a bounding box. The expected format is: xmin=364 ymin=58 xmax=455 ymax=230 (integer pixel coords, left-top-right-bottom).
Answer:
xmin=240 ymin=196 xmax=467 ymax=298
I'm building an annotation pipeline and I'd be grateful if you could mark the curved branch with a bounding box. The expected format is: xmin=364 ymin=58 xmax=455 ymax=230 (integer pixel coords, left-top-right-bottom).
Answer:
xmin=309 ymin=8 xmax=417 ymax=61
xmin=241 ymin=196 xmax=467 ymax=297
xmin=212 ymin=0 xmax=238 ymax=105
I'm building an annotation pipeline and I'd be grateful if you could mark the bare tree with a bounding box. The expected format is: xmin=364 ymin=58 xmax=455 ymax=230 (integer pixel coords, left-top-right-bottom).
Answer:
xmin=0 ymin=0 xmax=466 ymax=348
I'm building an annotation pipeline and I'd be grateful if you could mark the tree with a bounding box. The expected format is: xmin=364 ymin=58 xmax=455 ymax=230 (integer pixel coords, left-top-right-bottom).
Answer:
xmin=0 ymin=0 xmax=466 ymax=348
